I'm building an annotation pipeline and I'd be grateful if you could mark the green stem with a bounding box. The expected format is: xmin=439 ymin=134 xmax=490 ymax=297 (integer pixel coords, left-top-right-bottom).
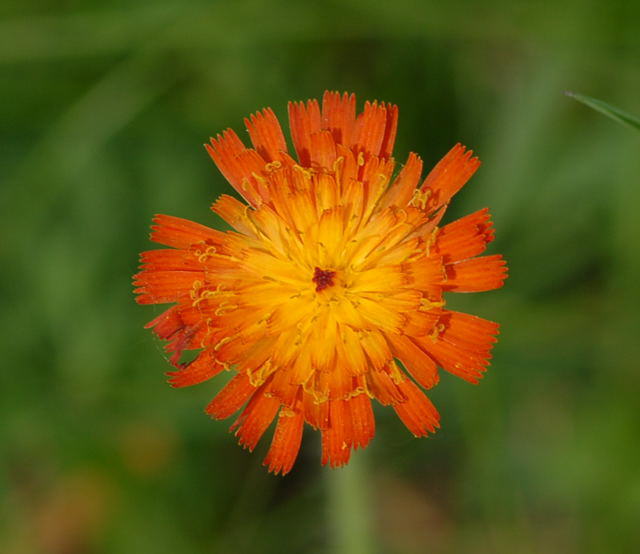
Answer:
xmin=327 ymin=452 xmax=375 ymax=554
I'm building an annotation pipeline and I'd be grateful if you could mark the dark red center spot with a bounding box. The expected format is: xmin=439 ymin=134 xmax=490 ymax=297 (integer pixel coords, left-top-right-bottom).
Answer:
xmin=313 ymin=267 xmax=336 ymax=292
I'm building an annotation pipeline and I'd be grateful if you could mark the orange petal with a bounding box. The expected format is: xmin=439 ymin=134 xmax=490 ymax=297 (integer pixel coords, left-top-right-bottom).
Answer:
xmin=348 ymin=394 xmax=375 ymax=449
xmin=418 ymin=340 xmax=487 ymax=384
xmin=162 ymin=318 xmax=216 ymax=360
xmin=321 ymin=399 xmax=353 ymax=468
xmin=167 ymin=348 xmax=225 ymax=387
xmin=244 ymin=107 xmax=288 ymax=162
xmin=416 ymin=310 xmax=499 ymax=384
xmin=352 ymin=101 xmax=398 ymax=159
xmin=443 ymin=254 xmax=508 ymax=292
xmin=321 ymin=91 xmax=356 ymax=146
xmin=143 ymin=306 xmax=207 ymax=368
xmin=393 ymin=380 xmax=440 ymax=437
xmin=387 ymin=334 xmax=440 ymax=390
xmin=379 ymin=152 xmax=423 ymax=210
xmin=149 ymin=214 xmax=225 ymax=249
xmin=303 ymin=392 xmax=330 ymax=430
xmin=288 ymin=98 xmax=321 ymax=166
xmin=401 ymin=308 xmax=441 ymax=338
xmin=214 ymin=335 xmax=255 ymax=367
xmin=231 ymin=387 xmax=280 ymax=451
xmin=268 ymin=368 xmax=301 ymax=408
xmin=366 ymin=364 xmax=407 ymax=406
xmin=263 ymin=406 xmax=305 ymax=476
xmin=138 ymin=248 xmax=202 ymax=272
xmin=210 ymin=194 xmax=256 ymax=236
xmin=144 ymin=305 xmax=183 ymax=336
xmin=205 ymin=372 xmax=255 ymax=420
xmin=334 ymin=144 xmax=359 ymax=196
xmin=336 ymin=325 xmax=368 ymax=375
xmin=439 ymin=311 xmax=499 ymax=353
xmin=133 ymin=269 xmax=203 ymax=305
xmin=436 ymin=208 xmax=494 ymax=263
xmin=360 ymin=156 xmax=395 ymax=223
xmin=309 ymin=130 xmax=338 ymax=170
xmin=205 ymin=130 xmax=266 ymax=206
xmin=359 ymin=329 xmax=391 ymax=371
xmin=421 ymin=143 xmax=481 ymax=214
xmin=379 ymin=103 xmax=399 ymax=159
xmin=405 ymin=255 xmax=446 ymax=291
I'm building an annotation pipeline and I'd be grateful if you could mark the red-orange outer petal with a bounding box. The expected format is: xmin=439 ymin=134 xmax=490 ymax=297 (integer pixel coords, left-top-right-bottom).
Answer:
xmin=263 ymin=407 xmax=305 ymax=476
xmin=421 ymin=143 xmax=481 ymax=213
xmin=244 ymin=107 xmax=288 ymax=162
xmin=443 ymin=254 xmax=508 ymax=292
xmin=322 ymin=90 xmax=356 ymax=146
xmin=232 ymin=388 xmax=280 ymax=452
xmin=288 ymin=99 xmax=321 ymax=166
xmin=205 ymin=373 xmax=255 ymax=420
xmin=393 ymin=380 xmax=440 ymax=437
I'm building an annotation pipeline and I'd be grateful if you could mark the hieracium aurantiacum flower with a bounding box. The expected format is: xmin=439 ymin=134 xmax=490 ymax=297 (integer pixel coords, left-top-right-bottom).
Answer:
xmin=134 ymin=91 xmax=508 ymax=475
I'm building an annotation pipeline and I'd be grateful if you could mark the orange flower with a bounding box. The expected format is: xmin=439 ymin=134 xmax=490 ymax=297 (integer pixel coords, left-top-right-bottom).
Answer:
xmin=133 ymin=91 xmax=507 ymax=475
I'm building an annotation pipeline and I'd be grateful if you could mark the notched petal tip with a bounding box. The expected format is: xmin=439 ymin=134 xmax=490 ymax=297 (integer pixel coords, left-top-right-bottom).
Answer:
xmin=443 ymin=254 xmax=508 ymax=292
xmin=435 ymin=207 xmax=497 ymax=263
xmin=392 ymin=380 xmax=440 ymax=437
xmin=244 ymin=107 xmax=288 ymax=162
xmin=420 ymin=143 xmax=482 ymax=214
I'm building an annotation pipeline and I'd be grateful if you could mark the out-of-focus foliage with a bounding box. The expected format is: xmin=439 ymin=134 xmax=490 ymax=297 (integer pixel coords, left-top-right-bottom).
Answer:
xmin=1 ymin=1 xmax=639 ymax=553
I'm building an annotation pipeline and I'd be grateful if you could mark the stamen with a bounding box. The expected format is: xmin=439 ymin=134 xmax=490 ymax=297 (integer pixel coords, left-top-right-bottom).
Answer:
xmin=312 ymin=267 xmax=336 ymax=292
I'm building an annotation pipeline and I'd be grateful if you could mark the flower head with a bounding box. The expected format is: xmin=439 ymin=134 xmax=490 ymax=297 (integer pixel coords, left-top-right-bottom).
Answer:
xmin=134 ymin=91 xmax=508 ymax=474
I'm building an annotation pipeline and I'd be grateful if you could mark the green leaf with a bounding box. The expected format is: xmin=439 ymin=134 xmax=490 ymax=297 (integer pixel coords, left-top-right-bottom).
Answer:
xmin=565 ymin=91 xmax=640 ymax=132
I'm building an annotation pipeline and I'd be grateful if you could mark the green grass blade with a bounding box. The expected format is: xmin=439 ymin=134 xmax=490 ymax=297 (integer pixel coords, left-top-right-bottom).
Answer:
xmin=565 ymin=91 xmax=640 ymax=131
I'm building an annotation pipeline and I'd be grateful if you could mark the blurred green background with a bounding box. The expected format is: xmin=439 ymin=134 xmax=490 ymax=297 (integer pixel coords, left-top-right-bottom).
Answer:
xmin=2 ymin=1 xmax=639 ymax=553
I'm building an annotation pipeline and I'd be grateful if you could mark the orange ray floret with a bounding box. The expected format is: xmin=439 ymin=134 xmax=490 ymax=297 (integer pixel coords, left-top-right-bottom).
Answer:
xmin=264 ymin=403 xmax=305 ymax=476
xmin=244 ymin=107 xmax=288 ymax=162
xmin=322 ymin=91 xmax=356 ymax=146
xmin=133 ymin=91 xmax=508 ymax=475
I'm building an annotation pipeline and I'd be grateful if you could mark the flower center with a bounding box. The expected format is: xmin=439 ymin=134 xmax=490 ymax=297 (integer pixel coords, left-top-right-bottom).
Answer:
xmin=312 ymin=267 xmax=336 ymax=292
